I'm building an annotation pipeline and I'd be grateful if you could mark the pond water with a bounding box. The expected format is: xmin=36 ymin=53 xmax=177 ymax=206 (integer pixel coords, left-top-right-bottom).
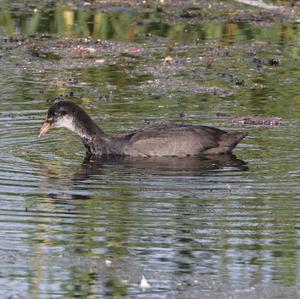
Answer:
xmin=0 ymin=1 xmax=300 ymax=298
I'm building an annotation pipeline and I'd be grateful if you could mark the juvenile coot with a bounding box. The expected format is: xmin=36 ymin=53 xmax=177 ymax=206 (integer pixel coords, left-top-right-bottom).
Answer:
xmin=39 ymin=101 xmax=248 ymax=157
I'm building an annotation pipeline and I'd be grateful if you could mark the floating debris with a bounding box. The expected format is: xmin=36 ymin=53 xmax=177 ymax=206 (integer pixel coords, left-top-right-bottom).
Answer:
xmin=215 ymin=112 xmax=230 ymax=118
xmin=232 ymin=116 xmax=284 ymax=125
xmin=128 ymin=47 xmax=141 ymax=53
xmin=74 ymin=46 xmax=96 ymax=55
xmin=235 ymin=79 xmax=245 ymax=86
xmin=140 ymin=275 xmax=151 ymax=290
xmin=226 ymin=183 xmax=232 ymax=195
xmin=269 ymin=58 xmax=280 ymax=66
xmin=95 ymin=59 xmax=105 ymax=64
xmin=164 ymin=55 xmax=173 ymax=63
xmin=105 ymin=260 xmax=112 ymax=266
xmin=180 ymin=7 xmax=202 ymax=18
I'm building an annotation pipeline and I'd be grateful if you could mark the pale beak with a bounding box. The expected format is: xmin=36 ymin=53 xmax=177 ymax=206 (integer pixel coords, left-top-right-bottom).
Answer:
xmin=39 ymin=121 xmax=51 ymax=138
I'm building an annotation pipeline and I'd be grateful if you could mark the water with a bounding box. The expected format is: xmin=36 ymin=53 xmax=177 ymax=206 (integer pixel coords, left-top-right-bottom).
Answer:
xmin=0 ymin=1 xmax=300 ymax=298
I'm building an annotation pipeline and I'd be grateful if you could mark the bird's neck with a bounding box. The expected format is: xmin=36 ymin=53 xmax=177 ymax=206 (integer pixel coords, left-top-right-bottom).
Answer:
xmin=71 ymin=112 xmax=106 ymax=140
xmin=71 ymin=113 xmax=109 ymax=157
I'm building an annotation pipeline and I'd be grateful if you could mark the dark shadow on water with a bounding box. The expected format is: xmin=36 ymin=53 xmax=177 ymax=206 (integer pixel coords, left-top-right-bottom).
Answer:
xmin=41 ymin=155 xmax=247 ymax=201
xmin=74 ymin=154 xmax=248 ymax=180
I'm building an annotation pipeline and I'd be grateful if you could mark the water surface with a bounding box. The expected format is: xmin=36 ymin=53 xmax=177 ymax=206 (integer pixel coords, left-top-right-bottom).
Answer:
xmin=0 ymin=1 xmax=300 ymax=298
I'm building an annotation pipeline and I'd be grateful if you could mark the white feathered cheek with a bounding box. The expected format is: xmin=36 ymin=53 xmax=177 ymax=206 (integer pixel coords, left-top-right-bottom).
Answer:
xmin=54 ymin=115 xmax=76 ymax=132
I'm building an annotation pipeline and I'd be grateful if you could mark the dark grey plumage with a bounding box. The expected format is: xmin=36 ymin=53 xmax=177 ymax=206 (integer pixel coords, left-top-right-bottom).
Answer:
xmin=39 ymin=101 xmax=248 ymax=158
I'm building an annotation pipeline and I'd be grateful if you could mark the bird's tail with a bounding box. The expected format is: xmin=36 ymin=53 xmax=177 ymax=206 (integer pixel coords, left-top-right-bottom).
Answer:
xmin=221 ymin=131 xmax=248 ymax=151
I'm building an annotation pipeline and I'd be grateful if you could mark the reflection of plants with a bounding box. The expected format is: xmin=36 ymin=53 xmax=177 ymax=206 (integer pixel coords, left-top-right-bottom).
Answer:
xmin=0 ymin=9 xmax=14 ymax=35
xmin=62 ymin=267 xmax=128 ymax=297
xmin=0 ymin=2 xmax=299 ymax=45
xmin=62 ymin=267 xmax=98 ymax=298
xmin=93 ymin=12 xmax=135 ymax=40
xmin=105 ymin=276 xmax=128 ymax=297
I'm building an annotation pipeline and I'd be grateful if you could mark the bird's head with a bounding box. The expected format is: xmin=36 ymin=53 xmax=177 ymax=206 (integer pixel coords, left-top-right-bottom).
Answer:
xmin=39 ymin=101 xmax=82 ymax=137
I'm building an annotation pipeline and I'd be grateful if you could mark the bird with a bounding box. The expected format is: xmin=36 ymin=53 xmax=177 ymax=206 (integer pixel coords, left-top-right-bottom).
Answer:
xmin=39 ymin=101 xmax=248 ymax=158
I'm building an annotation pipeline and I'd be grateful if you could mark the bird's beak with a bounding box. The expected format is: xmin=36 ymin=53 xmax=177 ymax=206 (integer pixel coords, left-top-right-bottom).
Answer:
xmin=39 ymin=121 xmax=51 ymax=138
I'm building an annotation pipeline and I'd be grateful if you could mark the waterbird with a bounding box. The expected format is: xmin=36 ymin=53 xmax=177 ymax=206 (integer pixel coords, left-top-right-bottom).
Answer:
xmin=39 ymin=101 xmax=248 ymax=158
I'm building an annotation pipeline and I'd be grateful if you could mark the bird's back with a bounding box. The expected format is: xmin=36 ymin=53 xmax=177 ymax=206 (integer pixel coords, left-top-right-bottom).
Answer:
xmin=115 ymin=124 xmax=245 ymax=157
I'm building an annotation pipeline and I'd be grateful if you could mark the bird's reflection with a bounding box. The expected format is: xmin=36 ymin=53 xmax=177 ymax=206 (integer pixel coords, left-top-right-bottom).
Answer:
xmin=40 ymin=154 xmax=247 ymax=201
xmin=74 ymin=154 xmax=248 ymax=180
